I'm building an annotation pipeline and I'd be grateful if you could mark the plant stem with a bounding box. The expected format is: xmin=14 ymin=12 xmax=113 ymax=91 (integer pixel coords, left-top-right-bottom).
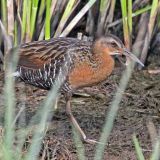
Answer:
xmin=45 ymin=0 xmax=51 ymax=40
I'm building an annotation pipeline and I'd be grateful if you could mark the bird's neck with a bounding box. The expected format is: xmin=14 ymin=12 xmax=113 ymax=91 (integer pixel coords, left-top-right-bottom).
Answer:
xmin=68 ymin=50 xmax=115 ymax=90
xmin=92 ymin=52 xmax=115 ymax=73
xmin=91 ymin=43 xmax=115 ymax=72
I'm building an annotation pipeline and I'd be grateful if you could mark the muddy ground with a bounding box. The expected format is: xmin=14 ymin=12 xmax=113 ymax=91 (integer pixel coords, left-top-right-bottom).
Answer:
xmin=0 ymin=55 xmax=160 ymax=160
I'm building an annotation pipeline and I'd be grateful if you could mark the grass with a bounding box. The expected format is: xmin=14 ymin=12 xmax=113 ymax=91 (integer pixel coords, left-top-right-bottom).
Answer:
xmin=30 ymin=0 xmax=39 ymax=39
xmin=22 ymin=0 xmax=28 ymax=40
xmin=3 ymin=48 xmax=19 ymax=159
xmin=1 ymin=0 xmax=7 ymax=28
xmin=133 ymin=134 xmax=145 ymax=160
xmin=0 ymin=0 xmax=160 ymax=159
xmin=94 ymin=61 xmax=135 ymax=160
xmin=45 ymin=0 xmax=51 ymax=40
xmin=54 ymin=0 xmax=76 ymax=37
xmin=120 ymin=0 xmax=130 ymax=49
xmin=2 ymin=49 xmax=67 ymax=160
xmin=139 ymin=0 xmax=160 ymax=67
xmin=60 ymin=0 xmax=97 ymax=37
xmin=150 ymin=140 xmax=160 ymax=160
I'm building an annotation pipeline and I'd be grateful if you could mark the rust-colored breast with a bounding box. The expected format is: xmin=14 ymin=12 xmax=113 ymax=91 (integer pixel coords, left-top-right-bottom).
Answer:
xmin=68 ymin=52 xmax=115 ymax=89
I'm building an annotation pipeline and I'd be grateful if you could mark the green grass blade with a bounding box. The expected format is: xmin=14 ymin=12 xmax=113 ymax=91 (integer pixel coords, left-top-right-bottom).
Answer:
xmin=108 ymin=5 xmax=152 ymax=28
xmin=120 ymin=0 xmax=130 ymax=49
xmin=38 ymin=0 xmax=58 ymax=40
xmin=3 ymin=78 xmax=15 ymax=159
xmin=128 ymin=0 xmax=132 ymax=37
xmin=133 ymin=134 xmax=145 ymax=160
xmin=54 ymin=0 xmax=76 ymax=37
xmin=133 ymin=5 xmax=152 ymax=17
xmin=26 ymin=0 xmax=32 ymax=41
xmin=25 ymin=60 xmax=70 ymax=160
xmin=45 ymin=0 xmax=51 ymax=40
xmin=148 ymin=0 xmax=159 ymax=37
xmin=150 ymin=140 xmax=160 ymax=160
xmin=121 ymin=0 xmax=127 ymax=30
xmin=39 ymin=0 xmax=46 ymax=18
xmin=25 ymin=85 xmax=60 ymax=160
xmin=3 ymin=49 xmax=19 ymax=159
xmin=60 ymin=0 xmax=97 ymax=37
xmin=157 ymin=3 xmax=160 ymax=29
xmin=1 ymin=0 xmax=7 ymax=28
xmin=94 ymin=63 xmax=135 ymax=160
xmin=37 ymin=0 xmax=45 ymax=40
xmin=139 ymin=0 xmax=159 ymax=68
xmin=22 ymin=0 xmax=27 ymax=40
xmin=100 ymin=0 xmax=108 ymax=12
xmin=72 ymin=127 xmax=86 ymax=160
xmin=30 ymin=0 xmax=39 ymax=39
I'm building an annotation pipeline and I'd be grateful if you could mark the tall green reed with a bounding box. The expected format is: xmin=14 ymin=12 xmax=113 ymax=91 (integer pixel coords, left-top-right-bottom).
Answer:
xmin=1 ymin=0 xmax=7 ymax=28
xmin=133 ymin=134 xmax=145 ymax=160
xmin=22 ymin=0 xmax=28 ymax=40
xmin=54 ymin=0 xmax=77 ymax=37
xmin=3 ymin=48 xmax=19 ymax=160
xmin=60 ymin=0 xmax=97 ymax=37
xmin=30 ymin=0 xmax=39 ymax=39
xmin=45 ymin=0 xmax=51 ymax=40
xmin=120 ymin=0 xmax=131 ymax=49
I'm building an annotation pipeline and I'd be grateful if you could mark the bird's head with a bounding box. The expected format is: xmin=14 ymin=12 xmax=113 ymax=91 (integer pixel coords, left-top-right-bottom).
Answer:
xmin=93 ymin=34 xmax=144 ymax=67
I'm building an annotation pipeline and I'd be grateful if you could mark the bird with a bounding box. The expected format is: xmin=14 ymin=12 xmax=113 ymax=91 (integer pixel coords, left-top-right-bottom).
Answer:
xmin=5 ymin=34 xmax=144 ymax=144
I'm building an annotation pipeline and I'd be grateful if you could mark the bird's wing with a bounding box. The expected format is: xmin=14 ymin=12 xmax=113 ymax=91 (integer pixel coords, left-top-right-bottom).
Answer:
xmin=6 ymin=37 xmax=92 ymax=75
xmin=17 ymin=38 xmax=79 ymax=70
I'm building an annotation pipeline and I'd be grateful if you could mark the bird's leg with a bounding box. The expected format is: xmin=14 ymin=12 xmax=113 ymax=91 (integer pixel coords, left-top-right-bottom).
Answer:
xmin=65 ymin=93 xmax=99 ymax=144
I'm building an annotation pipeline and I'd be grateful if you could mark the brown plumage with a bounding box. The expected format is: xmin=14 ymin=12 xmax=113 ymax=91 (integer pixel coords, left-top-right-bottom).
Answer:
xmin=6 ymin=34 xmax=143 ymax=143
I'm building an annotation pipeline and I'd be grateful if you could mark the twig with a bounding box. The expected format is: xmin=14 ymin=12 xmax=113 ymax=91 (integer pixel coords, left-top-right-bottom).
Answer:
xmin=148 ymin=69 xmax=160 ymax=74
xmin=12 ymin=106 xmax=25 ymax=127
xmin=147 ymin=120 xmax=158 ymax=149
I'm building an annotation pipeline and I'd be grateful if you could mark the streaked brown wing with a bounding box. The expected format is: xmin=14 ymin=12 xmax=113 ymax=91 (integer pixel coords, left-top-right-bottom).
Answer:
xmin=18 ymin=38 xmax=77 ymax=69
xmin=18 ymin=45 xmax=50 ymax=69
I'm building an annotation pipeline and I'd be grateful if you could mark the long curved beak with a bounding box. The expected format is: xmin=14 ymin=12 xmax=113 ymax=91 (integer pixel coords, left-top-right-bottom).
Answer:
xmin=123 ymin=49 xmax=144 ymax=67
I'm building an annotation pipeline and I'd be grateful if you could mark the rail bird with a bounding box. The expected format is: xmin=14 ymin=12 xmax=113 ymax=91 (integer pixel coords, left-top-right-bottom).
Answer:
xmin=6 ymin=34 xmax=144 ymax=144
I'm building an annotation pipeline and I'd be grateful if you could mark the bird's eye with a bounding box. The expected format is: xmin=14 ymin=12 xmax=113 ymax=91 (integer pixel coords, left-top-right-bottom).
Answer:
xmin=110 ymin=42 xmax=118 ymax=48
